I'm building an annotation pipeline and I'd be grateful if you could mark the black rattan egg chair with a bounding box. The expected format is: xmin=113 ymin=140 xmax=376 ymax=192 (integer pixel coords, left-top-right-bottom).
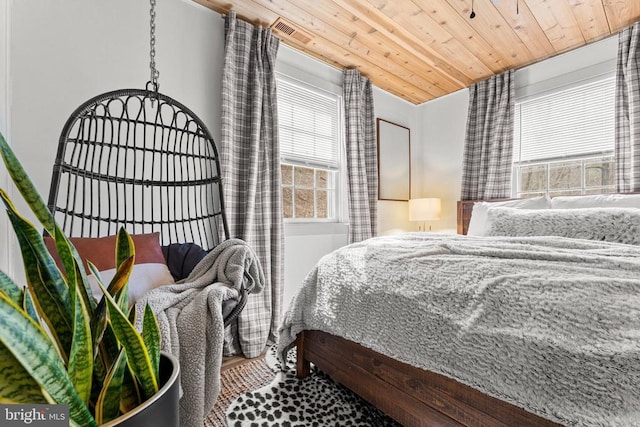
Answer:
xmin=46 ymin=88 xmax=253 ymax=326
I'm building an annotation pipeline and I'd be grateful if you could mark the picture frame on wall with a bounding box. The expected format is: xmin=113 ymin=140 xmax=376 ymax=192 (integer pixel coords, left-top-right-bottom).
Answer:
xmin=376 ymin=118 xmax=411 ymax=201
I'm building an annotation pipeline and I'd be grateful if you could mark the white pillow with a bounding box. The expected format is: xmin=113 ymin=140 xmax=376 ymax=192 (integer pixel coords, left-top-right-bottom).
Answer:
xmin=485 ymin=206 xmax=640 ymax=245
xmin=467 ymin=196 xmax=551 ymax=236
xmin=89 ymin=263 xmax=175 ymax=304
xmin=551 ymin=194 xmax=640 ymax=209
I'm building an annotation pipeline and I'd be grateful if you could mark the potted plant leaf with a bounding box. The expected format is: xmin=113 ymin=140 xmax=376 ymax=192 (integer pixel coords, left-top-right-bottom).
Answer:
xmin=0 ymin=132 xmax=179 ymax=426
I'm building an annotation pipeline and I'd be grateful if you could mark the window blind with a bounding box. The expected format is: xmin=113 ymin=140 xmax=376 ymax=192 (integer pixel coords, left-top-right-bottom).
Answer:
xmin=277 ymin=77 xmax=340 ymax=169
xmin=514 ymin=76 xmax=615 ymax=163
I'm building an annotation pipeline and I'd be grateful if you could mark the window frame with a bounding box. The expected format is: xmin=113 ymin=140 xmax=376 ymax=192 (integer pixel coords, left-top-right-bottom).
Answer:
xmin=276 ymin=73 xmax=345 ymax=224
xmin=281 ymin=163 xmax=339 ymax=223
xmin=512 ymin=73 xmax=616 ymax=198
xmin=512 ymin=153 xmax=615 ymax=198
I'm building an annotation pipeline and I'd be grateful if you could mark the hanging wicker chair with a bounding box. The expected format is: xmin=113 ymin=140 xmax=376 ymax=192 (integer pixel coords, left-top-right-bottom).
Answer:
xmin=46 ymin=88 xmax=252 ymax=326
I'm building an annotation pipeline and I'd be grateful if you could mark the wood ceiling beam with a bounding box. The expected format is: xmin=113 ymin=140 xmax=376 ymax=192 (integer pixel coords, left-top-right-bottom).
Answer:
xmin=192 ymin=0 xmax=276 ymax=26
xmin=297 ymin=0 xmax=461 ymax=95
xmin=523 ymin=0 xmax=585 ymax=53
xmin=603 ymin=0 xmax=640 ymax=33
xmin=569 ymin=0 xmax=612 ymax=43
xmin=491 ymin=0 xmax=556 ymax=60
xmin=290 ymin=38 xmax=433 ymax=103
xmin=193 ymin=0 xmax=640 ymax=104
xmin=411 ymin=0 xmax=512 ymax=71
xmin=333 ymin=0 xmax=472 ymax=87
xmin=438 ymin=0 xmax=537 ymax=68
xmin=364 ymin=0 xmax=495 ymax=81
xmin=194 ymin=0 xmax=431 ymax=102
xmin=285 ymin=41 xmax=435 ymax=105
xmin=248 ymin=0 xmax=449 ymax=99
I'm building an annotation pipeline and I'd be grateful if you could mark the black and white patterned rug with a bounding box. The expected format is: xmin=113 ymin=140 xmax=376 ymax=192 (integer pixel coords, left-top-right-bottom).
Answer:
xmin=225 ymin=347 xmax=400 ymax=426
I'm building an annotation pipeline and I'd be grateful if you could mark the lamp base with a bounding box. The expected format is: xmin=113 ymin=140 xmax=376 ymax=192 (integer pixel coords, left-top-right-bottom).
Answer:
xmin=418 ymin=222 xmax=432 ymax=232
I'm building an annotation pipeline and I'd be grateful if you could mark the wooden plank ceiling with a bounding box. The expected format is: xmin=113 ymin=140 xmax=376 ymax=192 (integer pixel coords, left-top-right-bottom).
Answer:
xmin=194 ymin=0 xmax=640 ymax=105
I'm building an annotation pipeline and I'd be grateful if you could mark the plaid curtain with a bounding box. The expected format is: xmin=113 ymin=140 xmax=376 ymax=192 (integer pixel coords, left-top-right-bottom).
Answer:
xmin=343 ymin=69 xmax=377 ymax=243
xmin=615 ymin=22 xmax=640 ymax=192
xmin=460 ymin=70 xmax=515 ymax=201
xmin=220 ymin=11 xmax=282 ymax=358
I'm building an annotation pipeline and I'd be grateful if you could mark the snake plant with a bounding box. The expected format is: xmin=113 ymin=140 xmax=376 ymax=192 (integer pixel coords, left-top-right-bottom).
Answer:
xmin=0 ymin=132 xmax=161 ymax=426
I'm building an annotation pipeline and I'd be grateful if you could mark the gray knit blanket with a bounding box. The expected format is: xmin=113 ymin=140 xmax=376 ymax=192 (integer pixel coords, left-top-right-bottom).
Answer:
xmin=278 ymin=233 xmax=640 ymax=426
xmin=135 ymin=238 xmax=264 ymax=427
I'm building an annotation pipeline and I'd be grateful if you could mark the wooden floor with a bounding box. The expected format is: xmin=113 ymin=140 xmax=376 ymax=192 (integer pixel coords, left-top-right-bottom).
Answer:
xmin=221 ymin=353 xmax=264 ymax=372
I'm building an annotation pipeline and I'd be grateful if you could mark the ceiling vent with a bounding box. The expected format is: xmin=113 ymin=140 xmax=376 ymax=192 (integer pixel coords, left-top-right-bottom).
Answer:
xmin=271 ymin=17 xmax=313 ymax=45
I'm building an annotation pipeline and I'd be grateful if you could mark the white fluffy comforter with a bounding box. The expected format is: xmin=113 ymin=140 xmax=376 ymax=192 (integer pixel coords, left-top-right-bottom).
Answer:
xmin=278 ymin=233 xmax=640 ymax=426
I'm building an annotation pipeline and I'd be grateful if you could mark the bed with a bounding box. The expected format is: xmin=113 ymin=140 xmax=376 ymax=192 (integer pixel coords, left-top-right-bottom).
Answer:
xmin=279 ymin=195 xmax=640 ymax=427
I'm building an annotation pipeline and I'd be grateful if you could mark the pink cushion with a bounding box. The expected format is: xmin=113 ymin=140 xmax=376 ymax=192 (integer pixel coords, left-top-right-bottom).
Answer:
xmin=44 ymin=232 xmax=166 ymax=272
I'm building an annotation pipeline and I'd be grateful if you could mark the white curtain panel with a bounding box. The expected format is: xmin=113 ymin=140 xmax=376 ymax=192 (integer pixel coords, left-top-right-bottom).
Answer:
xmin=220 ymin=11 xmax=283 ymax=358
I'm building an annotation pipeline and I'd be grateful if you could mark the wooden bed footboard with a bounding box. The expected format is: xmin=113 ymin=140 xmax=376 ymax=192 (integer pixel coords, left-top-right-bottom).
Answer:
xmin=296 ymin=330 xmax=561 ymax=427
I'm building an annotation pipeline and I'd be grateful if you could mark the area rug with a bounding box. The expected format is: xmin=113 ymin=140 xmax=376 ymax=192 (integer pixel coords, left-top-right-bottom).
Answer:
xmin=224 ymin=347 xmax=400 ymax=427
xmin=205 ymin=356 xmax=277 ymax=427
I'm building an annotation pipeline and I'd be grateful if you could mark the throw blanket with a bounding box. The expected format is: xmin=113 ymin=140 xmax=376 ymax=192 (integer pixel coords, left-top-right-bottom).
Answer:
xmin=278 ymin=233 xmax=640 ymax=426
xmin=135 ymin=238 xmax=264 ymax=427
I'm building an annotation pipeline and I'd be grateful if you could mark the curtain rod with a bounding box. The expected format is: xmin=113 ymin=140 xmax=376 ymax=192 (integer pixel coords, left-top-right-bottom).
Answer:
xmin=219 ymin=11 xmax=274 ymax=30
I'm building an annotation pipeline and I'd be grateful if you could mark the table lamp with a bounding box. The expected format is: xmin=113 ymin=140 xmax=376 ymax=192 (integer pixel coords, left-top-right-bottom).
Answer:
xmin=409 ymin=198 xmax=441 ymax=231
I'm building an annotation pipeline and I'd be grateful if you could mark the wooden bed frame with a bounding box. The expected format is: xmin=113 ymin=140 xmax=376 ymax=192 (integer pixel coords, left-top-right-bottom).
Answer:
xmin=296 ymin=331 xmax=560 ymax=426
xmin=294 ymin=200 xmax=563 ymax=427
xmin=457 ymin=199 xmax=507 ymax=235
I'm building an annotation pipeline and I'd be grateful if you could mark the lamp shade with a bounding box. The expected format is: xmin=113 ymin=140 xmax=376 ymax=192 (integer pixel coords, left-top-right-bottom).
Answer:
xmin=409 ymin=198 xmax=441 ymax=221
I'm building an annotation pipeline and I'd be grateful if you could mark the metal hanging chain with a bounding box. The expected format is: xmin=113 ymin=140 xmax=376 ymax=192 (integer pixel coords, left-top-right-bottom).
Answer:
xmin=148 ymin=0 xmax=160 ymax=93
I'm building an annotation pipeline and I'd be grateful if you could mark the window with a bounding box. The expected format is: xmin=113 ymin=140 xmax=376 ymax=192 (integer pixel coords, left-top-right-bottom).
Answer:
xmin=277 ymin=75 xmax=341 ymax=221
xmin=513 ymin=76 xmax=615 ymax=197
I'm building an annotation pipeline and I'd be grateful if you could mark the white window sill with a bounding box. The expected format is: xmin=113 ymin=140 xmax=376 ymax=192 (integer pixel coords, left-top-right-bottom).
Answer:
xmin=284 ymin=222 xmax=349 ymax=237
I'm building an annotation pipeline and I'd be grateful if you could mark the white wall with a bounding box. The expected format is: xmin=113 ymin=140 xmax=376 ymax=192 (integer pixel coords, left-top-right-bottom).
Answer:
xmin=374 ymin=87 xmax=424 ymax=235
xmin=282 ymin=226 xmax=347 ymax=314
xmin=0 ymin=1 xmax=10 ymax=276
xmin=419 ymin=89 xmax=469 ymax=232
xmin=0 ymin=2 xmax=7 ymax=137
xmin=0 ymin=2 xmax=11 ymax=278
xmin=3 ymin=0 xmax=224 ymax=279
xmin=419 ymin=35 xmax=619 ymax=231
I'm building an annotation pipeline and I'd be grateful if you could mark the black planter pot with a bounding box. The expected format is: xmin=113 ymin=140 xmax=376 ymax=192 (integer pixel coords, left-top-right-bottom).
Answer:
xmin=102 ymin=351 xmax=180 ymax=427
